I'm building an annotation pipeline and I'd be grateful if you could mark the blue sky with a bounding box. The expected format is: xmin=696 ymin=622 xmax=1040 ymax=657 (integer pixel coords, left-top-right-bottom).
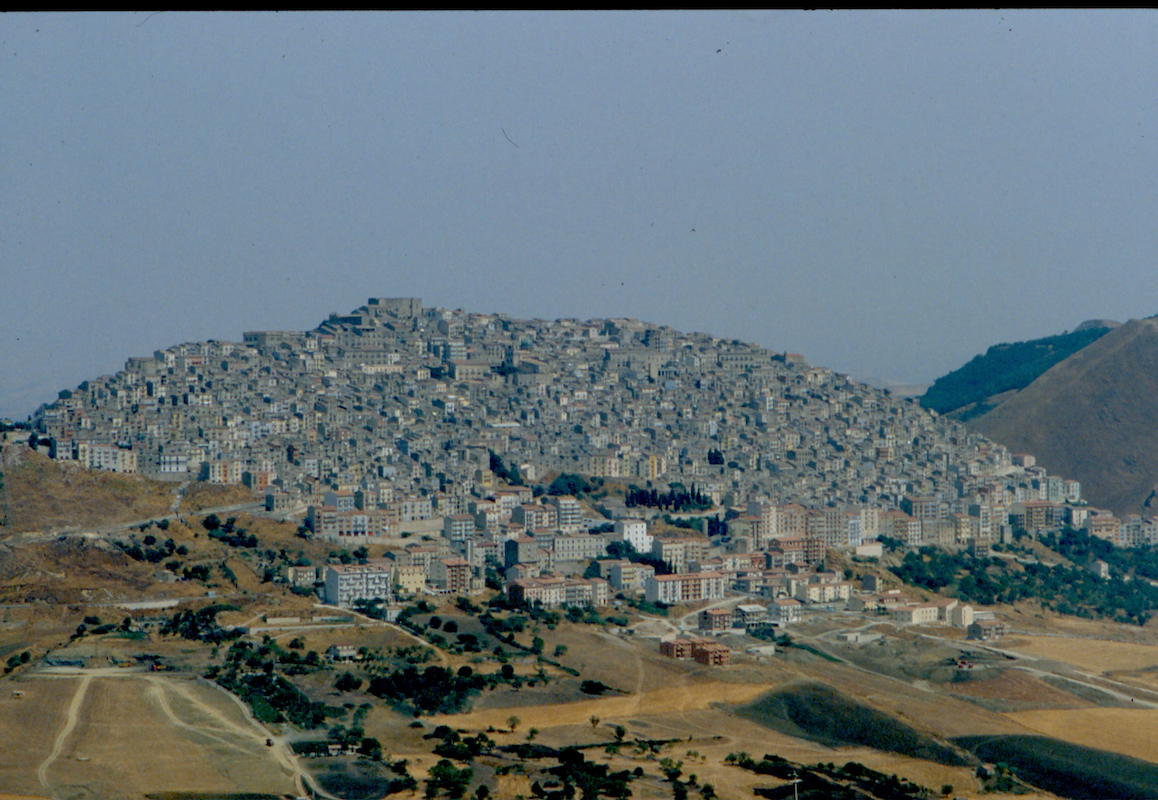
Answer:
xmin=3 ymin=11 xmax=1157 ymax=418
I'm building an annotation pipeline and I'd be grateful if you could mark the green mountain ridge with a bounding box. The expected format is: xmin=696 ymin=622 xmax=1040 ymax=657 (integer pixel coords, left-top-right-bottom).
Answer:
xmin=920 ymin=322 xmax=1118 ymax=417
xmin=968 ymin=317 xmax=1158 ymax=515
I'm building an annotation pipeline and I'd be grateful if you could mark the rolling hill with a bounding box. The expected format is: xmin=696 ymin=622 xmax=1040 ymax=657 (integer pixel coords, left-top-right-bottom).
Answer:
xmin=966 ymin=317 xmax=1158 ymax=515
xmin=920 ymin=321 xmax=1117 ymax=419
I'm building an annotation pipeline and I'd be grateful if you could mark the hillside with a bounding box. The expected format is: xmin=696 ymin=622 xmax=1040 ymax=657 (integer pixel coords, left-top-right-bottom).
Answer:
xmin=969 ymin=318 xmax=1158 ymax=515
xmin=0 ymin=447 xmax=176 ymax=534
xmin=920 ymin=322 xmax=1117 ymax=418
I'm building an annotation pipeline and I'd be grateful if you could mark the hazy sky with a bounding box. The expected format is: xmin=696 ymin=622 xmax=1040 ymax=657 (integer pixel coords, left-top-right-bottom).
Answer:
xmin=3 ymin=11 xmax=1157 ymax=419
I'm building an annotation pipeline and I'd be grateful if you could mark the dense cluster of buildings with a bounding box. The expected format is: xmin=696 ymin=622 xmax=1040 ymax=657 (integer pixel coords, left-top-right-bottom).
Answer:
xmin=30 ymin=297 xmax=1137 ymax=613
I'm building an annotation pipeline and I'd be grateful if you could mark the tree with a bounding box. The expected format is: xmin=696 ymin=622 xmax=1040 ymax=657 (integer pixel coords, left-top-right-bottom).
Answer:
xmin=506 ymin=715 xmax=520 ymax=732
xmin=359 ymin=736 xmax=383 ymax=760
xmin=589 ymin=714 xmax=600 ymax=730
xmin=614 ymin=725 xmax=626 ymax=742
xmin=426 ymin=758 xmax=473 ymax=799
xmin=526 ymin=727 xmax=539 ymax=741
xmin=554 ymin=644 xmax=568 ymax=658
xmin=334 ymin=672 xmax=362 ymax=693
xmin=202 ymin=513 xmax=221 ymax=532
xmin=660 ymin=758 xmax=683 ymax=782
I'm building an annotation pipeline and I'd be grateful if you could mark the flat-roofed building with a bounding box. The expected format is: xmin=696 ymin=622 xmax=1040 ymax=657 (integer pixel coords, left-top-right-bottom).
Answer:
xmin=645 ymin=571 xmax=726 ymax=605
xmin=325 ymin=563 xmax=394 ymax=607
xmin=393 ymin=564 xmax=426 ymax=596
xmin=608 ymin=561 xmax=655 ymax=594
xmin=698 ymin=607 xmax=732 ymax=633
xmin=430 ymin=558 xmax=471 ymax=595
xmin=891 ymin=603 xmax=940 ymax=625
xmin=553 ymin=534 xmax=611 ymax=562
xmin=444 ymin=514 xmax=476 ymax=543
xmin=769 ymin=597 xmax=803 ymax=625
xmin=691 ymin=641 xmax=731 ymax=666
xmin=507 ymin=575 xmax=608 ymax=608
xmin=732 ymin=603 xmax=768 ymax=630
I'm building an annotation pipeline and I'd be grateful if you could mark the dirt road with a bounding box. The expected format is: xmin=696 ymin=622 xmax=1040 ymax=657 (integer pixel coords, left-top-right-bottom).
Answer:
xmin=36 ymin=673 xmax=92 ymax=797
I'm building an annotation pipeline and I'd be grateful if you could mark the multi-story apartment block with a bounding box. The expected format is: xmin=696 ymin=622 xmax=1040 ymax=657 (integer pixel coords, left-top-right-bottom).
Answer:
xmin=645 ymin=571 xmax=726 ymax=604
xmin=443 ymin=514 xmax=476 ymax=543
xmin=507 ymin=575 xmax=608 ymax=608
xmin=430 ymin=558 xmax=471 ymax=594
xmin=552 ymin=496 xmax=583 ymax=532
xmin=324 ymin=563 xmax=394 ymax=607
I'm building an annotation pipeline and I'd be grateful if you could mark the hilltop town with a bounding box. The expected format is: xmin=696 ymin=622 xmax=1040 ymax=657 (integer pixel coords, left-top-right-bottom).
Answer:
xmin=11 ymin=298 xmax=1158 ymax=799
xmin=21 ymin=297 xmax=1129 ymax=603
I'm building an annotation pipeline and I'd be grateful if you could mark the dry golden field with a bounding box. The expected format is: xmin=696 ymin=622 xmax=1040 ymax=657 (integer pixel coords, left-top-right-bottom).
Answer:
xmin=943 ymin=668 xmax=1095 ymax=708
xmin=1003 ymin=635 xmax=1158 ymax=674
xmin=0 ymin=677 xmax=77 ymax=797
xmin=3 ymin=673 xmax=299 ymax=799
xmin=439 ymin=679 xmax=777 ymax=732
xmin=1005 ymin=707 xmax=1158 ymax=765
xmin=1 ymin=451 xmax=174 ymax=534
xmin=177 ymin=482 xmax=256 ymax=514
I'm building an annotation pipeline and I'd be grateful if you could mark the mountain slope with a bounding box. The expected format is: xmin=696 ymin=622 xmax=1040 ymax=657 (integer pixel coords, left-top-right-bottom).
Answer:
xmin=921 ymin=323 xmax=1117 ymax=417
xmin=970 ymin=318 xmax=1158 ymax=515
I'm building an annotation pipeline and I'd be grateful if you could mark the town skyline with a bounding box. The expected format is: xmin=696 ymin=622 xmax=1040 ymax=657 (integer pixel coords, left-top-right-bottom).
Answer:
xmin=5 ymin=11 xmax=1158 ymax=418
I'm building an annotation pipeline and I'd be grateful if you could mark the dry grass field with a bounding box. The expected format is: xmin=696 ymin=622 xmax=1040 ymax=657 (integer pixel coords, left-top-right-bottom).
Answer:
xmin=0 ymin=677 xmax=78 ymax=797
xmin=1002 ymin=635 xmax=1158 ymax=674
xmin=786 ymin=658 xmax=1031 ymax=740
xmin=944 ymin=668 xmax=1094 ymax=709
xmin=1 ymin=451 xmax=175 ymax=534
xmin=437 ymin=679 xmax=776 ymax=732
xmin=178 ymin=483 xmax=255 ymax=514
xmin=3 ymin=673 xmax=299 ymax=799
xmin=1005 ymin=707 xmax=1158 ymax=765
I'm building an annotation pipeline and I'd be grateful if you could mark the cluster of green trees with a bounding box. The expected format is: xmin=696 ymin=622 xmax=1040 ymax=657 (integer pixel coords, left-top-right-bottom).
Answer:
xmin=4 ymin=650 xmax=30 ymax=674
xmin=492 ymin=744 xmax=635 ymax=800
xmin=1040 ymin=527 xmax=1158 ymax=581
xmin=182 ymin=564 xmax=212 ymax=582
xmin=891 ymin=543 xmax=1158 ymax=625
xmin=215 ymin=666 xmax=338 ymax=728
xmin=624 ymin=484 xmax=711 ymax=512
xmin=216 ymin=638 xmax=323 ymax=677
xmin=731 ymin=753 xmax=934 ymax=800
xmin=426 ymin=725 xmax=496 ymax=762
xmin=545 ymin=473 xmax=599 ymax=497
xmin=425 ymin=758 xmax=474 ymax=798
xmin=203 ymin=515 xmax=258 ymax=548
xmin=489 ymin=451 xmax=524 ymax=486
xmin=115 ymin=535 xmax=186 ymax=564
xmin=160 ymin=604 xmax=242 ymax=643
xmin=366 ymin=665 xmax=485 ymax=716
xmin=71 ymin=614 xmax=131 ymax=640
